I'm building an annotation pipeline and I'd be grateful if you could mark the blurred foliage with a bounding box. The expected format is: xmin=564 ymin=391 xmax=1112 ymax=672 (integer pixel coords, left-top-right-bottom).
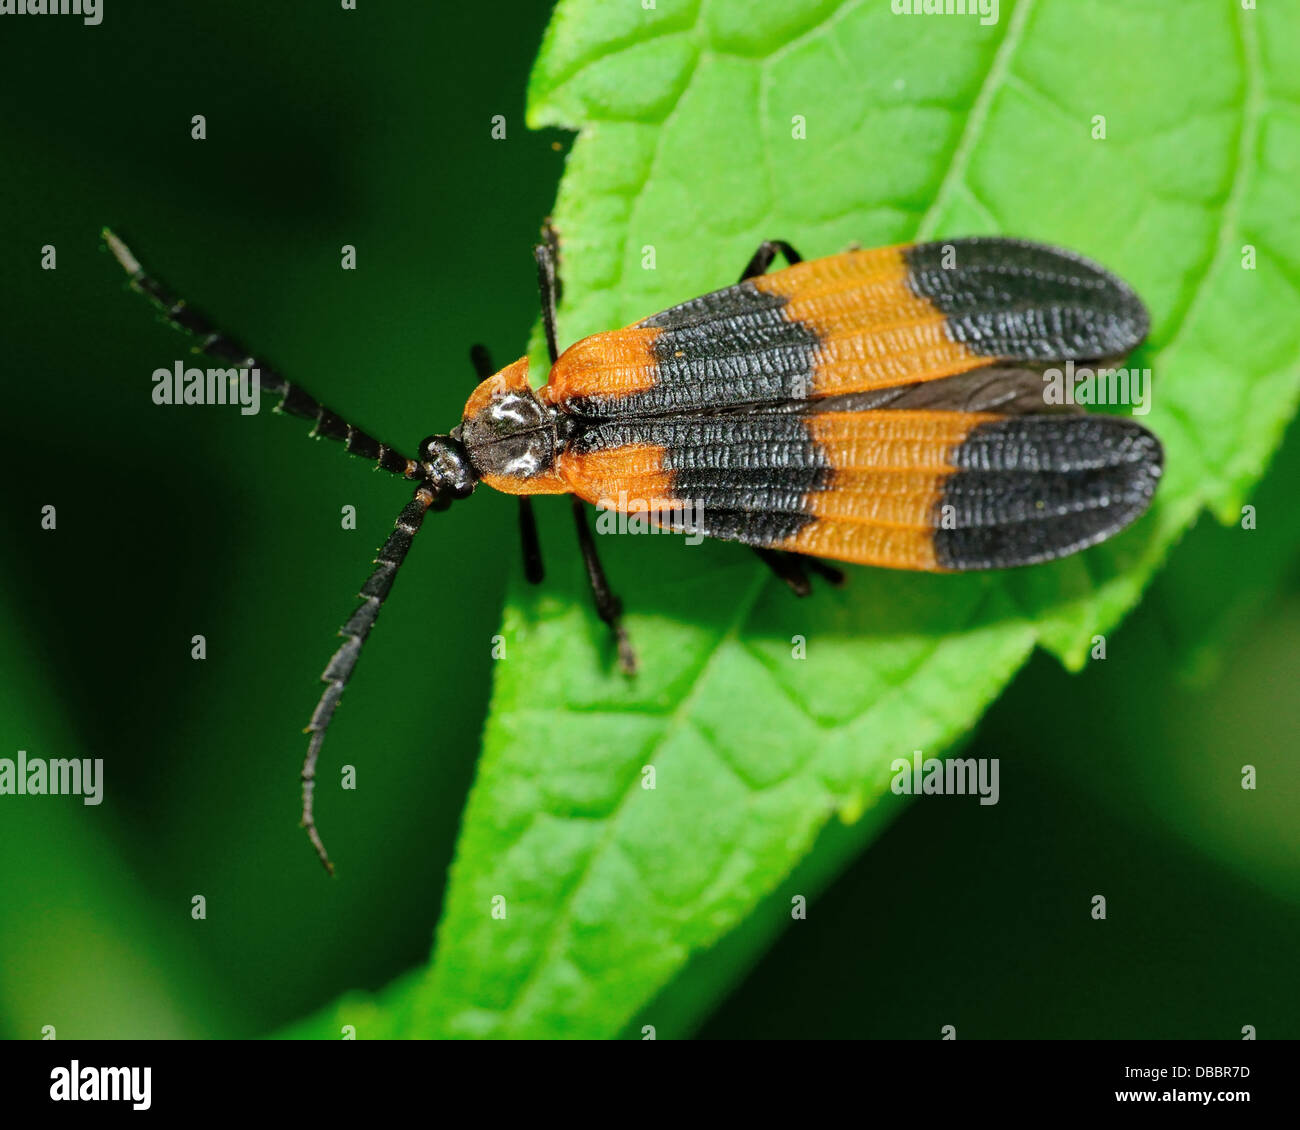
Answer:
xmin=1 ymin=0 xmax=1297 ymax=1041
xmin=0 ymin=1 xmax=564 ymax=1038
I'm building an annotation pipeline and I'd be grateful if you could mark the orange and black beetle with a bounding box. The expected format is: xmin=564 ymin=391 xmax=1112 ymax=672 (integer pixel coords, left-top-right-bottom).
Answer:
xmin=106 ymin=227 xmax=1161 ymax=872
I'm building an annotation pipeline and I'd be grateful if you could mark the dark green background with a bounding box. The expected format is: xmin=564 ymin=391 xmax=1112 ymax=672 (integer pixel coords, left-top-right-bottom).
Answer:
xmin=1 ymin=2 xmax=1296 ymax=1039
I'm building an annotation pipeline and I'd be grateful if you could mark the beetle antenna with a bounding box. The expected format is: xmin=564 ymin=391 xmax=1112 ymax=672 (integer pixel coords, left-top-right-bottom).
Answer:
xmin=300 ymin=482 xmax=442 ymax=874
xmin=103 ymin=227 xmax=422 ymax=479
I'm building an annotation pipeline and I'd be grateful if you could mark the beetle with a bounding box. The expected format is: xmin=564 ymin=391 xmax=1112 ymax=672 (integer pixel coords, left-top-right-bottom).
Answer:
xmin=104 ymin=226 xmax=1162 ymax=872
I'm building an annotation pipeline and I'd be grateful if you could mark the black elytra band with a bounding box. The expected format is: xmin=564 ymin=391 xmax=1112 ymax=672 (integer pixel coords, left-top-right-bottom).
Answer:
xmin=931 ymin=415 xmax=1163 ymax=570
xmin=575 ymin=237 xmax=842 ymax=594
xmin=556 ymin=239 xmax=816 ymax=419
xmin=573 ymin=412 xmax=826 ymax=550
xmin=901 ymin=237 xmax=1150 ymax=361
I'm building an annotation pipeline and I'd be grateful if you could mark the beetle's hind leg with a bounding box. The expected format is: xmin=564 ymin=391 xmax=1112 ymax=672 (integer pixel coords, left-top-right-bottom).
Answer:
xmin=572 ymin=499 xmax=637 ymax=675
xmin=802 ymin=556 xmax=845 ymax=587
xmin=738 ymin=240 xmax=803 ymax=282
xmin=753 ymin=547 xmax=845 ymax=597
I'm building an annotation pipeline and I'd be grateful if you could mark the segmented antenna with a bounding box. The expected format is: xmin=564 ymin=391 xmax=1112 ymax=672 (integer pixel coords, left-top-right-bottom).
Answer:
xmin=102 ymin=227 xmax=420 ymax=478
xmin=104 ymin=228 xmax=445 ymax=873
xmin=299 ymin=483 xmax=440 ymax=875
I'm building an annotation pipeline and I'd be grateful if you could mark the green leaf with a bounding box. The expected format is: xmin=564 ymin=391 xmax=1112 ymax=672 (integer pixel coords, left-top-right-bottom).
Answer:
xmin=288 ymin=0 xmax=1300 ymax=1038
